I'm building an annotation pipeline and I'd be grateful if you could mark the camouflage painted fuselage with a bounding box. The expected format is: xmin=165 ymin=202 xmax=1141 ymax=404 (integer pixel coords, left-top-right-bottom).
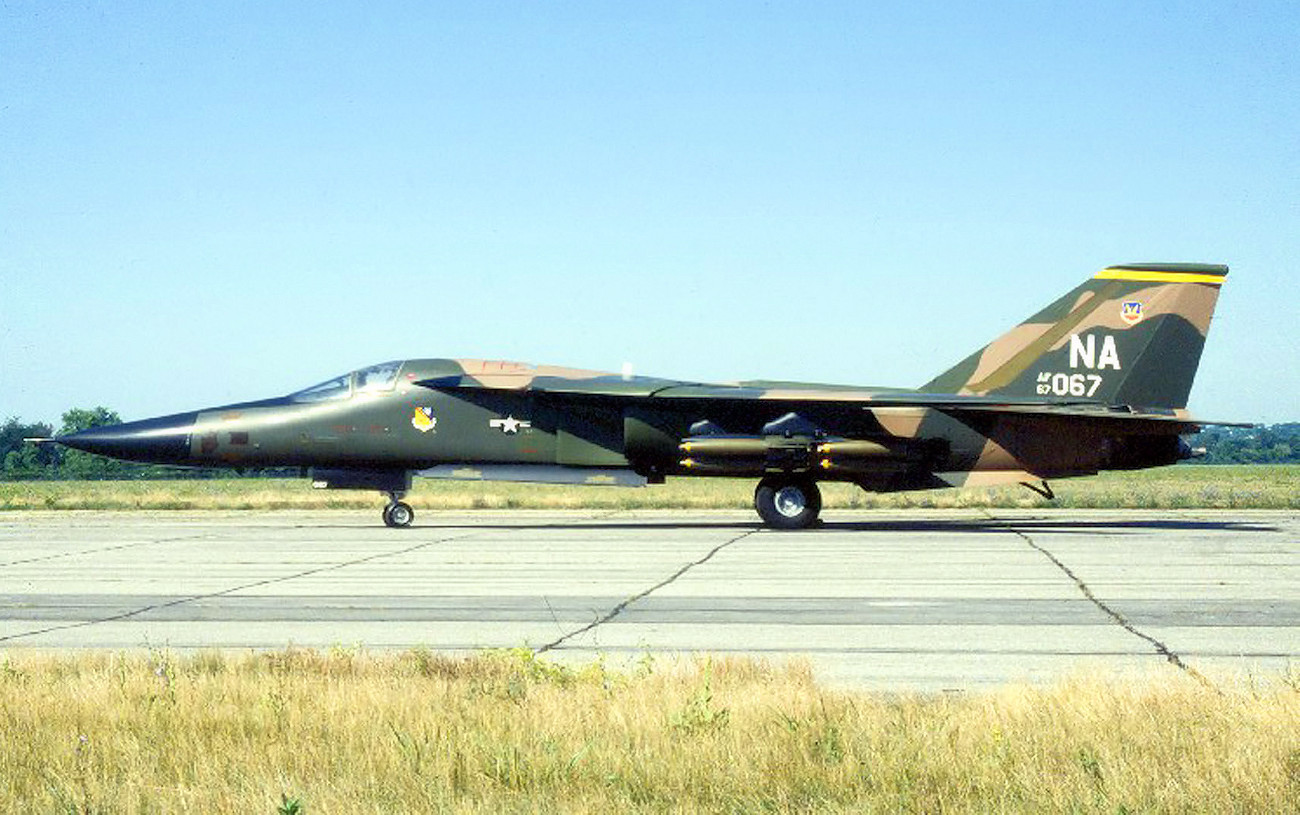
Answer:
xmin=52 ymin=263 xmax=1237 ymax=526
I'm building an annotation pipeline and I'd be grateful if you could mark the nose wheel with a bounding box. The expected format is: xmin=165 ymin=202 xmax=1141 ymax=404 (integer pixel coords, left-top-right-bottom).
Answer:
xmin=754 ymin=476 xmax=822 ymax=530
xmin=382 ymin=493 xmax=414 ymax=528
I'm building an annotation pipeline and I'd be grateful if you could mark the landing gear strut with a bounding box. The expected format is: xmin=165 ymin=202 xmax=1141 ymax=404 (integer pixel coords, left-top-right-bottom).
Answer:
xmin=382 ymin=492 xmax=414 ymax=528
xmin=754 ymin=476 xmax=822 ymax=530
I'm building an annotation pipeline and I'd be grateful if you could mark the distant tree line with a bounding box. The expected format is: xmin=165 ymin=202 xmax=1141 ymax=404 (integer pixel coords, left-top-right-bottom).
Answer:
xmin=1 ymin=409 xmax=1296 ymax=480
xmin=1186 ymin=423 xmax=1300 ymax=464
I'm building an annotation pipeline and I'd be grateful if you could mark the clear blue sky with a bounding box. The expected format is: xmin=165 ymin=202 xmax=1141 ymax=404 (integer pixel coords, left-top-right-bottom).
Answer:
xmin=2 ymin=1 xmax=1296 ymax=426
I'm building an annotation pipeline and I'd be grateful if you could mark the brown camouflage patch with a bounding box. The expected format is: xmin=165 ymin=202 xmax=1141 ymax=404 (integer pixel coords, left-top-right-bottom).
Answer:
xmin=871 ymin=407 xmax=930 ymax=437
xmin=455 ymin=359 xmax=611 ymax=389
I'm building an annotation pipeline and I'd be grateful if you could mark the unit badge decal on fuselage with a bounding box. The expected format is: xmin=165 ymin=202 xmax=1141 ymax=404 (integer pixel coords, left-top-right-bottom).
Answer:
xmin=411 ymin=406 xmax=437 ymax=433
xmin=1121 ymin=301 xmax=1144 ymax=325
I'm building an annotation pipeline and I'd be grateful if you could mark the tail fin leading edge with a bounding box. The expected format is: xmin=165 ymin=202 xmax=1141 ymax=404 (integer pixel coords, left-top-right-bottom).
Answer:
xmin=922 ymin=263 xmax=1228 ymax=410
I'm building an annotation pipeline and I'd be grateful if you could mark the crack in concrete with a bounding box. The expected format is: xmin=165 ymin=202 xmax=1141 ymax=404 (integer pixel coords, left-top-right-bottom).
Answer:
xmin=0 ymin=533 xmax=216 ymax=569
xmin=535 ymin=527 xmax=758 ymax=654
xmin=0 ymin=510 xmax=625 ymax=646
xmin=0 ymin=530 xmax=484 ymax=644
xmin=981 ymin=509 xmax=1219 ymax=691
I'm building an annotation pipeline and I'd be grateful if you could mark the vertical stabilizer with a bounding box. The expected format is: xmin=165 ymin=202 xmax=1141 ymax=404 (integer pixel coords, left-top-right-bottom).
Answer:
xmin=922 ymin=264 xmax=1228 ymax=410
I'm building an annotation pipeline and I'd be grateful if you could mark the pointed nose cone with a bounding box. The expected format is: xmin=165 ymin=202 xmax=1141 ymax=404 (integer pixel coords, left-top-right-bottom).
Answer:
xmin=57 ymin=411 xmax=199 ymax=465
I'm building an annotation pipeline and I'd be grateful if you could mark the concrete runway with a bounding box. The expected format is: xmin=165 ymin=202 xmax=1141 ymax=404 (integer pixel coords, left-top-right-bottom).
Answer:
xmin=0 ymin=509 xmax=1295 ymax=690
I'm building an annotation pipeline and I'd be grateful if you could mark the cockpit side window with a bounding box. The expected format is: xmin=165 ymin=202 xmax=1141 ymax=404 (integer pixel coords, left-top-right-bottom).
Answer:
xmin=291 ymin=374 xmax=352 ymax=403
xmin=355 ymin=360 xmax=403 ymax=394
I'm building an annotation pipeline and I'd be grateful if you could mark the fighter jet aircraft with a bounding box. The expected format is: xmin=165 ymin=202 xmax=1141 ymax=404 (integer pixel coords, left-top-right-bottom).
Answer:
xmin=44 ymin=263 xmax=1240 ymax=529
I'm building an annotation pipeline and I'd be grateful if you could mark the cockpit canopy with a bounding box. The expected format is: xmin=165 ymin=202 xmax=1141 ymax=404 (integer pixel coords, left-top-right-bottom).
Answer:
xmin=291 ymin=360 xmax=404 ymax=402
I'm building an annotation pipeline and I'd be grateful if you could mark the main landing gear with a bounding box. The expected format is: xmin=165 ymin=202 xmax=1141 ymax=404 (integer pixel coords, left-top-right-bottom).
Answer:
xmin=382 ymin=492 xmax=414 ymax=528
xmin=754 ymin=476 xmax=822 ymax=530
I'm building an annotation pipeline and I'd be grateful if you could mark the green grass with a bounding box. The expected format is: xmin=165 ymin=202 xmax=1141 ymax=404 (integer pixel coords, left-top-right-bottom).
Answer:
xmin=0 ymin=649 xmax=1295 ymax=813
xmin=0 ymin=465 xmax=1297 ymax=511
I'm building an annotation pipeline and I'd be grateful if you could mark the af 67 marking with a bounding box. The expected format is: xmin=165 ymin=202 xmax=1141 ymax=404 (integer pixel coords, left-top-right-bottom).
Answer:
xmin=1037 ymin=372 xmax=1103 ymax=397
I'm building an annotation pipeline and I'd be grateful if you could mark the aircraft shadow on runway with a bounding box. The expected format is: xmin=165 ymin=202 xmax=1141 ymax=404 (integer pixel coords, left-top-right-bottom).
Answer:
xmin=293 ymin=517 xmax=1282 ymax=535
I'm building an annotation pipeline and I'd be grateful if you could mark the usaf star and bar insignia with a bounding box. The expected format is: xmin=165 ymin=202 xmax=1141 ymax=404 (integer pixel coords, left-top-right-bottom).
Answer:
xmin=489 ymin=415 xmax=531 ymax=434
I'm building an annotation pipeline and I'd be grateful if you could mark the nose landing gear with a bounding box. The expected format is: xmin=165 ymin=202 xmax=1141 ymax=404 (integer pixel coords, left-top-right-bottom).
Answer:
xmin=382 ymin=492 xmax=414 ymax=528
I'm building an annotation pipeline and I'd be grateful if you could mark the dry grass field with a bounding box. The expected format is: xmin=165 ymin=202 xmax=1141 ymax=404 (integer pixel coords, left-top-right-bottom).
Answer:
xmin=1 ymin=464 xmax=1297 ymax=512
xmin=0 ymin=649 xmax=1296 ymax=813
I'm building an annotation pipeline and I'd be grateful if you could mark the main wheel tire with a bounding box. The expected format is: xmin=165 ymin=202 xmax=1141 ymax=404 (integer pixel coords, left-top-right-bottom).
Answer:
xmin=383 ymin=501 xmax=414 ymax=528
xmin=754 ymin=477 xmax=822 ymax=530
